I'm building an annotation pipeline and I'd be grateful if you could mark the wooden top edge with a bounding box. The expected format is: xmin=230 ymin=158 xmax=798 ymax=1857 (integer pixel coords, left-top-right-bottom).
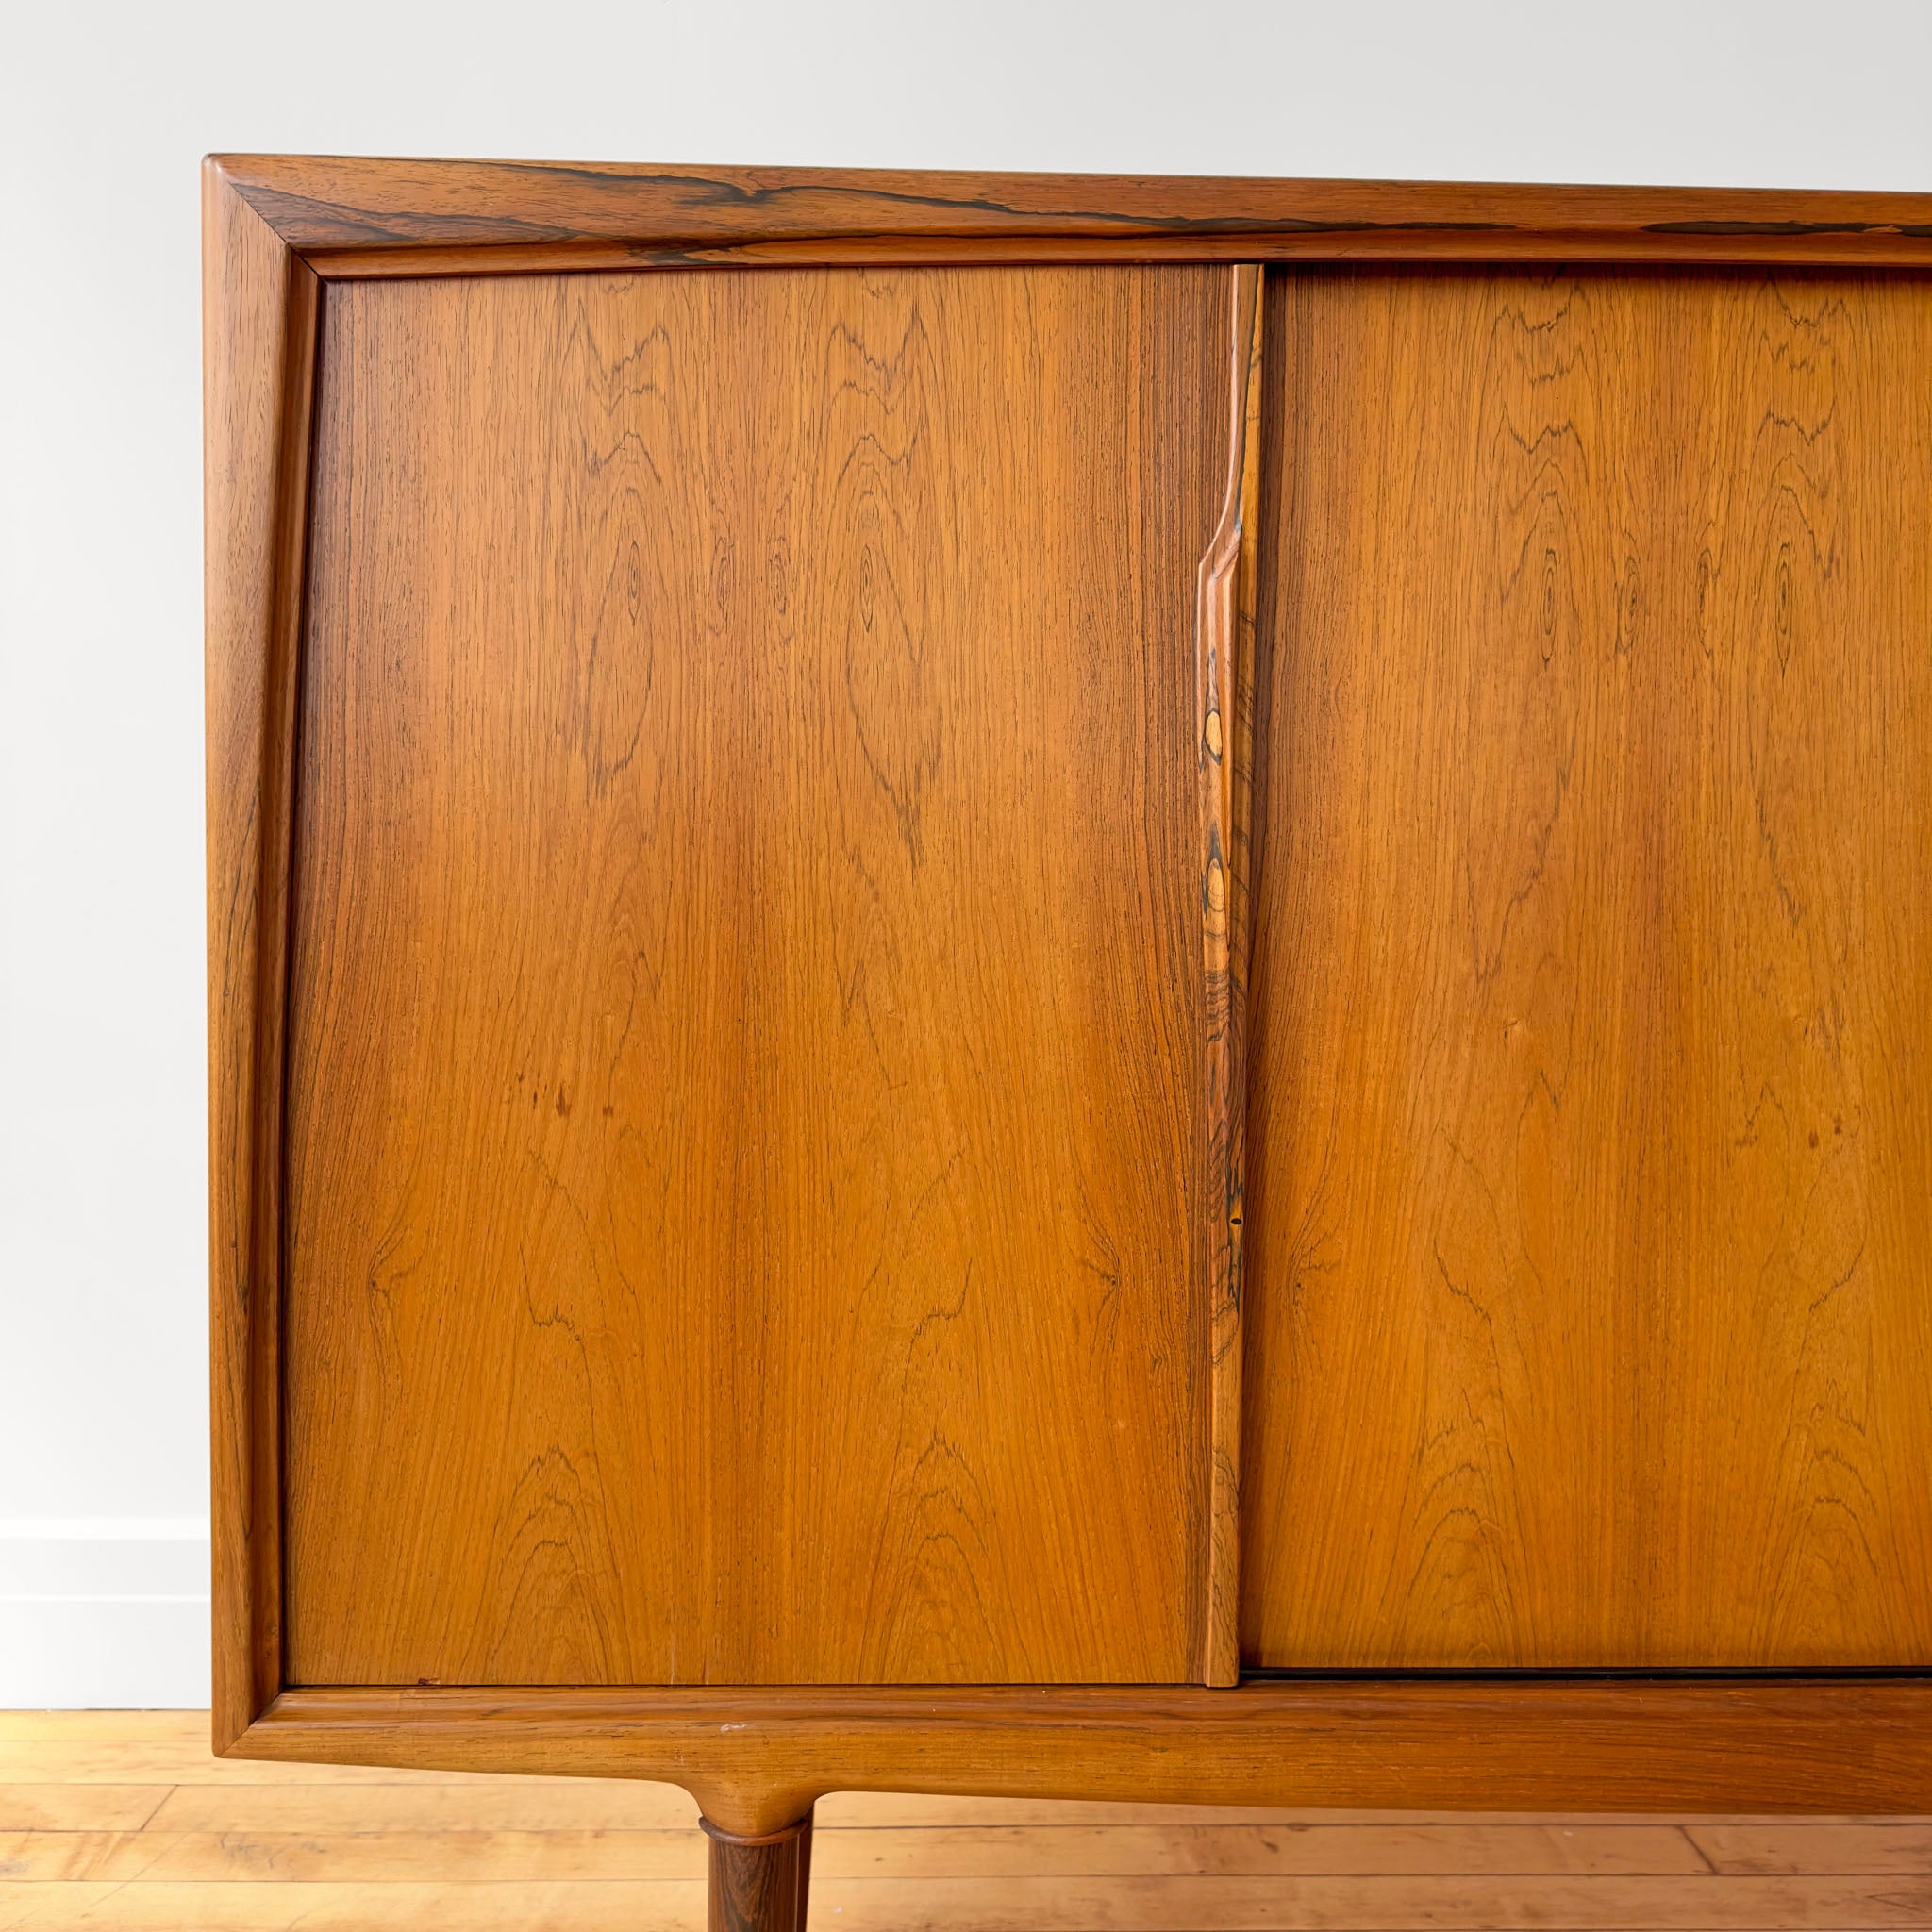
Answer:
xmin=205 ymin=154 xmax=1932 ymax=261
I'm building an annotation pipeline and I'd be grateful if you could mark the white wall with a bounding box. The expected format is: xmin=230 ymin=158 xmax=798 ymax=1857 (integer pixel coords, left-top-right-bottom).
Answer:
xmin=2 ymin=0 xmax=1927 ymax=1707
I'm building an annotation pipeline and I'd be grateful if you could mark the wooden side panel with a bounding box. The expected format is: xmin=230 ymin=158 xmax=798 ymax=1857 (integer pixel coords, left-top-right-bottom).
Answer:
xmin=1243 ymin=268 xmax=1932 ymax=1668
xmin=203 ymin=162 xmax=319 ymax=1745
xmin=282 ymin=265 xmax=1231 ymax=1687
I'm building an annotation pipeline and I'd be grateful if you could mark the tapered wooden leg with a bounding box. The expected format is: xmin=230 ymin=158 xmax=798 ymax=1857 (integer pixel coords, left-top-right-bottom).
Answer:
xmin=703 ymin=1807 xmax=814 ymax=1932
xmin=793 ymin=1807 xmax=813 ymax=1930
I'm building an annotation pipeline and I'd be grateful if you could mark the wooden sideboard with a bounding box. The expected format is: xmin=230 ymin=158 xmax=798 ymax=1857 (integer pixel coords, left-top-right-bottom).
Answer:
xmin=206 ymin=157 xmax=1932 ymax=1929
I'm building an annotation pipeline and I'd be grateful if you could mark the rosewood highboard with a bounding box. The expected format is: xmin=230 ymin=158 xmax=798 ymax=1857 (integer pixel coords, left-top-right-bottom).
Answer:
xmin=206 ymin=156 xmax=1932 ymax=1929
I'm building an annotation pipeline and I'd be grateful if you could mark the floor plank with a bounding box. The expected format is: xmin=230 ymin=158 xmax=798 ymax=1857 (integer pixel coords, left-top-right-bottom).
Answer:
xmin=810 ymin=1823 xmax=1713 ymax=1878
xmin=804 ymin=1872 xmax=1932 ymax=1929
xmin=0 ymin=1829 xmax=704 ymax=1882
xmin=0 ymin=1794 xmax=167 ymax=1836
xmin=0 ymin=1744 xmax=561 ymax=1787
xmin=142 ymin=1783 xmax=700 ymax=1833
xmin=7 ymin=1873 xmax=1932 ymax=1932
xmin=1690 ymin=1824 xmax=1932 ymax=1874
xmin=0 ymin=1721 xmax=207 ymax=1746
xmin=0 ymin=1880 xmax=707 ymax=1930
xmin=0 ymin=1822 xmax=1711 ymax=1882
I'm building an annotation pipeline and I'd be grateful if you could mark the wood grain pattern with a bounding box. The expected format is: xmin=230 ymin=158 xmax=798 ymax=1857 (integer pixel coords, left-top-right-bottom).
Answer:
xmin=1196 ymin=265 xmax=1264 ymax=1689
xmin=1242 ymin=267 xmax=1932 ymax=1669
xmin=204 ymin=155 xmax=1932 ymax=275
xmin=281 ymin=264 xmax=1232 ymax=1689
xmin=703 ymin=1813 xmax=811 ymax=1932
xmin=237 ymin=1681 xmax=1932 ymax=1833
xmin=202 ymin=157 xmax=319 ymax=1749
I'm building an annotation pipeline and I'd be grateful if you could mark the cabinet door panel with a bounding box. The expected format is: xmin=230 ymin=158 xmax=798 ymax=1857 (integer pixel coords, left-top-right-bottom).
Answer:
xmin=1243 ymin=268 xmax=1932 ymax=1668
xmin=283 ymin=266 xmax=1231 ymax=1686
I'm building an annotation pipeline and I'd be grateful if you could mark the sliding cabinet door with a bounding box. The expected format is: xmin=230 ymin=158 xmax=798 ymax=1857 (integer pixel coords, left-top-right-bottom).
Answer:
xmin=1243 ymin=268 xmax=1932 ymax=1668
xmin=281 ymin=266 xmax=1236 ymax=1686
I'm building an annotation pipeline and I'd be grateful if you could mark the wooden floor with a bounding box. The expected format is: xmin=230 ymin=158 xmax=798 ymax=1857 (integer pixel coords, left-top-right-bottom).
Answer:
xmin=2 ymin=1712 xmax=1929 ymax=1929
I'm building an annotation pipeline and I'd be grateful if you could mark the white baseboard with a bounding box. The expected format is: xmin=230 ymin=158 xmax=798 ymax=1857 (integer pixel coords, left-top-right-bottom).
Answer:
xmin=0 ymin=1520 xmax=211 ymax=1707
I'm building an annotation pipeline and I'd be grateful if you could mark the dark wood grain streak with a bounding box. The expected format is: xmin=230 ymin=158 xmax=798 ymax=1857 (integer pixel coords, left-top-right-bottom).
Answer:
xmin=206 ymin=156 xmax=1932 ymax=272
xmin=1197 ymin=265 xmax=1264 ymax=1689
xmin=1242 ymin=267 xmax=1932 ymax=1670
xmin=237 ymin=1680 xmax=1932 ymax=1835
xmin=203 ymin=158 xmax=320 ymax=1751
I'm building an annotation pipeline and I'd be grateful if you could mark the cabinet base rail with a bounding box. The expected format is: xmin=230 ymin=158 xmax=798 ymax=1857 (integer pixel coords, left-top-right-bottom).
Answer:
xmin=228 ymin=1679 xmax=1932 ymax=1834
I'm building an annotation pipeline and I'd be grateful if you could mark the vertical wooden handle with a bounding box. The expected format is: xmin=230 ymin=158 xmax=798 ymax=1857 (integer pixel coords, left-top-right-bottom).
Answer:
xmin=1198 ymin=263 xmax=1266 ymax=1688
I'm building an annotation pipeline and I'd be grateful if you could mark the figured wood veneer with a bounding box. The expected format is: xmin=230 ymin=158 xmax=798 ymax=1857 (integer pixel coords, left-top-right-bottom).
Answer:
xmin=281 ymin=264 xmax=1232 ymax=1688
xmin=1243 ymin=267 xmax=1932 ymax=1669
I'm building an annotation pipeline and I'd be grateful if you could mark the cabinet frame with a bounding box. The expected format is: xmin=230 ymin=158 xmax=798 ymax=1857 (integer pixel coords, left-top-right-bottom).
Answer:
xmin=207 ymin=154 xmax=1932 ymax=1823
